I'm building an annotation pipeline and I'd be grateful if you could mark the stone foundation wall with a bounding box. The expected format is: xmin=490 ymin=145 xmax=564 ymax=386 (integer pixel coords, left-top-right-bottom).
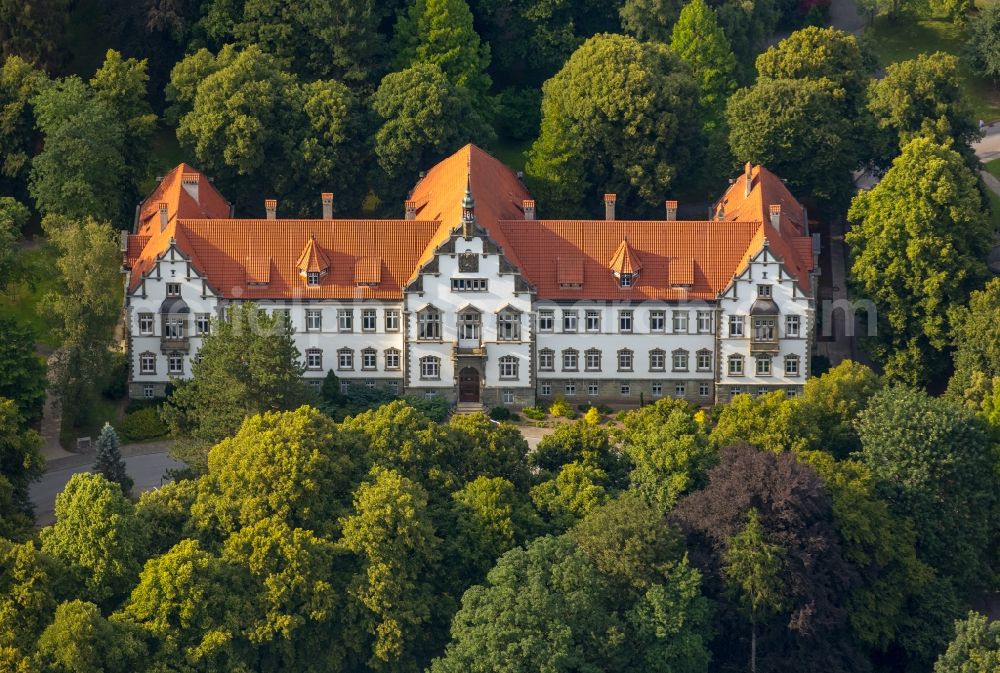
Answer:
xmin=536 ymin=378 xmax=715 ymax=407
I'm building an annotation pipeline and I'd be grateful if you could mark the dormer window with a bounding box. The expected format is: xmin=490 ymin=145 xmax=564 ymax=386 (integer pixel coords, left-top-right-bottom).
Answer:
xmin=609 ymin=238 xmax=641 ymax=289
xmin=296 ymin=235 xmax=331 ymax=286
xmin=306 ymin=271 xmax=320 ymax=286
xmin=619 ymin=273 xmax=633 ymax=288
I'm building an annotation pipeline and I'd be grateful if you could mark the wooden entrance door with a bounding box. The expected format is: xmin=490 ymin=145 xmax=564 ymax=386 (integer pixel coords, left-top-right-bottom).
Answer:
xmin=458 ymin=367 xmax=480 ymax=403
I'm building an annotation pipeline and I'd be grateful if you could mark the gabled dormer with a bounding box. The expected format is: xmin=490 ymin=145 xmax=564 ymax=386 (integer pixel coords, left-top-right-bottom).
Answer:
xmin=296 ymin=235 xmax=331 ymax=287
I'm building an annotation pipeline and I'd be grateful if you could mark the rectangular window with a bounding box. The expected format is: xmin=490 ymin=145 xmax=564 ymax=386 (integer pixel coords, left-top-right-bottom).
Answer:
xmin=306 ymin=309 xmax=322 ymax=331
xmin=729 ymin=356 xmax=744 ymax=376
xmin=620 ymin=384 xmax=631 ymax=396
xmin=619 ymin=310 xmax=633 ymax=333
xmin=385 ymin=350 xmax=400 ymax=370
xmin=649 ymin=351 xmax=665 ymax=372
xmin=565 ymin=381 xmax=576 ymax=396
xmin=388 ymin=381 xmax=399 ymax=395
xmin=337 ymin=309 xmax=353 ymax=332
xmin=729 ymin=315 xmax=744 ymax=337
xmin=384 ymin=310 xmax=400 ymax=332
xmin=365 ymin=380 xmax=376 ymax=389
xmin=164 ymin=318 xmax=185 ymax=340
xmin=362 ymin=309 xmax=377 ymax=332
xmin=649 ymin=310 xmax=665 ymax=332
xmin=306 ymin=271 xmax=320 ymax=286
xmin=138 ymin=313 xmax=154 ymax=335
xmin=562 ymin=310 xmax=578 ymax=333
xmin=539 ymin=350 xmax=554 ymax=371
xmin=502 ymin=390 xmax=514 ymax=404
xmin=499 ymin=358 xmax=518 ymax=379
xmin=166 ymin=283 xmax=180 ymax=297
xmin=140 ymin=353 xmax=156 ymax=374
xmin=420 ymin=357 xmax=440 ymax=379
xmin=585 ymin=310 xmax=601 ymax=332
xmin=195 ymin=313 xmax=211 ymax=336
xmin=753 ymin=318 xmax=776 ymax=342
xmin=588 ymin=382 xmax=599 ymax=396
xmin=697 ymin=311 xmax=713 ymax=333
xmin=697 ymin=351 xmax=712 ymax=371
xmin=540 ymin=384 xmax=552 ymax=396
xmin=785 ymin=357 xmax=800 ymax=377
xmin=674 ymin=383 xmax=686 ymax=397
xmin=306 ymin=350 xmax=323 ymax=370
xmin=538 ymin=310 xmax=554 ymax=332
xmin=361 ymin=350 xmax=377 ymax=370
xmin=672 ymin=311 xmax=688 ymax=332
xmin=562 ymin=351 xmax=578 ymax=371
xmin=699 ymin=383 xmax=710 ymax=398
xmin=338 ymin=350 xmax=353 ymax=370
xmin=498 ymin=311 xmax=521 ymax=341
xmin=758 ymin=284 xmax=772 ymax=297
xmin=756 ymin=355 xmax=772 ymax=376
xmin=451 ymin=278 xmax=488 ymax=291
xmin=786 ymin=315 xmax=801 ymax=337
xmin=618 ymin=351 xmax=633 ymax=372
xmin=418 ymin=310 xmax=441 ymax=340
xmin=652 ymin=383 xmax=662 ymax=398
xmin=168 ymin=355 xmax=183 ymax=374
xmin=585 ymin=351 xmax=601 ymax=371
xmin=672 ymin=351 xmax=689 ymax=371
xmin=143 ymin=384 xmax=154 ymax=399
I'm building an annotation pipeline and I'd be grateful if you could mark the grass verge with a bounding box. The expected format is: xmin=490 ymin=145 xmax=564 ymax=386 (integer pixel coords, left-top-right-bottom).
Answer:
xmin=0 ymin=243 xmax=60 ymax=346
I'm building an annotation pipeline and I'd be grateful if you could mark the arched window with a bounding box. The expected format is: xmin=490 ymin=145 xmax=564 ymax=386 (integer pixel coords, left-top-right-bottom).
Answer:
xmin=417 ymin=306 xmax=442 ymax=340
xmin=419 ymin=356 xmax=440 ymax=380
xmin=457 ymin=307 xmax=482 ymax=341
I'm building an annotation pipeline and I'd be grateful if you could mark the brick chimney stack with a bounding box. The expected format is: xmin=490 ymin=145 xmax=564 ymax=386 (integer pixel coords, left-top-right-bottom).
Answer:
xmin=769 ymin=204 xmax=781 ymax=232
xmin=604 ymin=193 xmax=616 ymax=221
xmin=265 ymin=199 xmax=277 ymax=220
xmin=744 ymin=162 xmax=753 ymax=197
xmin=158 ymin=202 xmax=168 ymax=231
xmin=404 ymin=200 xmax=417 ymax=220
xmin=665 ymin=200 xmax=678 ymax=221
xmin=321 ymin=193 xmax=333 ymax=219
xmin=523 ymin=199 xmax=535 ymax=221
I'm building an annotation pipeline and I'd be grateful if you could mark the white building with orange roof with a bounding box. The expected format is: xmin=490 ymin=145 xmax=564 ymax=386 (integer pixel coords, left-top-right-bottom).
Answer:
xmin=122 ymin=145 xmax=819 ymax=408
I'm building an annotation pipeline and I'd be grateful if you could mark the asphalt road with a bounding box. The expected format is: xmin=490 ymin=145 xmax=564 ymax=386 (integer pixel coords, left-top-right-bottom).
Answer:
xmin=30 ymin=452 xmax=185 ymax=526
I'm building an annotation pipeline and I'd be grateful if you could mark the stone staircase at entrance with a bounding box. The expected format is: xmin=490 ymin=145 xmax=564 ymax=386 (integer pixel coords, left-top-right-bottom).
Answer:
xmin=454 ymin=402 xmax=485 ymax=415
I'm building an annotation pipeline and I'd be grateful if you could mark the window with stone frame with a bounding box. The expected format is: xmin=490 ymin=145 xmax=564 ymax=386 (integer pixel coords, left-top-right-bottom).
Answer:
xmin=672 ymin=310 xmax=689 ymax=332
xmin=756 ymin=354 xmax=772 ymax=376
xmin=585 ymin=349 xmax=602 ymax=371
xmin=617 ymin=349 xmax=633 ymax=372
xmin=384 ymin=309 xmax=400 ymax=332
xmin=697 ymin=311 xmax=713 ymax=333
xmin=539 ymin=349 xmax=555 ymax=371
xmin=652 ymin=382 xmax=662 ymax=397
xmin=619 ymin=310 xmax=633 ymax=333
xmin=168 ymin=354 xmax=184 ymax=374
xmin=538 ymin=310 xmax=554 ymax=332
xmin=164 ymin=317 xmax=185 ymax=340
xmin=417 ymin=306 xmax=442 ymax=340
xmin=140 ymin=352 xmax=156 ymax=374
xmin=696 ymin=349 xmax=712 ymax=371
xmin=499 ymin=356 xmax=518 ymax=379
xmin=138 ymin=313 xmax=154 ymax=335
xmin=540 ymin=384 xmax=552 ymax=396
xmin=784 ymin=354 xmax=800 ymax=377
xmin=362 ymin=309 xmax=377 ymax=332
xmin=195 ymin=313 xmax=211 ymax=335
xmin=728 ymin=354 xmax=745 ymax=376
xmin=361 ymin=348 xmax=377 ymax=370
xmin=649 ymin=310 xmax=665 ymax=332
xmin=337 ymin=348 xmax=353 ymax=370
xmin=753 ymin=317 xmax=776 ymax=342
xmin=562 ymin=349 xmax=578 ymax=371
xmin=306 ymin=309 xmax=322 ymax=331
xmin=564 ymin=381 xmax=576 ymax=396
xmin=649 ymin=349 xmax=666 ymax=372
xmin=337 ymin=309 xmax=354 ymax=332
xmin=306 ymin=349 xmax=323 ymax=370
xmin=585 ymin=310 xmax=601 ymax=332
xmin=674 ymin=383 xmax=686 ymax=397
xmin=785 ymin=314 xmax=801 ymax=337
xmin=729 ymin=314 xmax=744 ymax=337
xmin=562 ymin=310 xmax=578 ymax=332
xmin=143 ymin=384 xmax=154 ymax=399
xmin=419 ymin=356 xmax=440 ymax=379
xmin=502 ymin=390 xmax=514 ymax=404
xmin=384 ymin=348 xmax=400 ymax=370
xmin=166 ymin=283 xmax=180 ymax=297
xmin=699 ymin=383 xmax=710 ymax=397
xmin=672 ymin=349 xmax=689 ymax=372
xmin=588 ymin=382 xmax=599 ymax=396
xmin=497 ymin=308 xmax=521 ymax=340
xmin=620 ymin=383 xmax=631 ymax=395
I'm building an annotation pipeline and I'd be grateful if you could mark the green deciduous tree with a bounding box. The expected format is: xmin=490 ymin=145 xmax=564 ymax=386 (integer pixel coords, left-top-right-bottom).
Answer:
xmin=711 ymin=390 xmax=813 ymax=453
xmin=947 ymin=278 xmax=1000 ymax=407
xmin=134 ymin=478 xmax=197 ymax=558
xmin=0 ymin=399 xmax=42 ymax=539
xmin=447 ymin=412 xmax=532 ymax=488
xmin=0 ymin=538 xmax=63 ymax=654
xmin=0 ymin=0 xmax=69 ymax=68
xmin=394 ymin=0 xmax=491 ymax=97
xmin=0 ymin=57 xmax=46 ymax=201
xmin=0 ymin=197 xmax=27 ymax=289
xmin=0 ymin=316 xmax=45 ymax=425
xmin=339 ymin=466 xmax=442 ymax=672
xmin=727 ymin=76 xmax=860 ymax=209
xmin=621 ymin=0 xmax=685 ymax=43
xmin=846 ymin=137 xmax=991 ymax=383
xmin=93 ymin=423 xmax=133 ymax=497
xmin=41 ymin=215 xmax=121 ymax=427
xmin=934 ymin=611 xmax=1000 ymax=673
xmin=372 ymin=63 xmax=494 ymax=194
xmin=191 ymin=406 xmax=355 ymax=539
xmin=618 ymin=397 xmax=715 ymax=512
xmin=39 ymin=473 xmax=147 ymax=604
xmin=34 ymin=599 xmax=147 ymax=673
xmin=967 ymin=3 xmax=1000 ymax=83
xmin=723 ymin=508 xmax=787 ymax=673
xmin=526 ymin=33 xmax=702 ymax=217
xmin=795 ymin=360 xmax=882 ymax=458
xmin=169 ymin=44 xmax=369 ymax=215
xmin=867 ymin=53 xmax=980 ymax=160
xmin=162 ymin=303 xmax=307 ymax=444
xmin=529 ymin=460 xmax=609 ymax=529
xmin=855 ymin=386 xmax=996 ymax=589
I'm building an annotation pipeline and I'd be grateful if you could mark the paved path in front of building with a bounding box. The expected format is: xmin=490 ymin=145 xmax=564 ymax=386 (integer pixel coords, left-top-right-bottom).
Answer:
xmin=973 ymin=129 xmax=1000 ymax=274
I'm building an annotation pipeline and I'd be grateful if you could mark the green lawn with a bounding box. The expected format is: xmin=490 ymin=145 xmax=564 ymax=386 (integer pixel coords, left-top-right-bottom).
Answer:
xmin=865 ymin=15 xmax=1000 ymax=121
xmin=984 ymin=157 xmax=1000 ymax=180
xmin=0 ymin=243 xmax=61 ymax=347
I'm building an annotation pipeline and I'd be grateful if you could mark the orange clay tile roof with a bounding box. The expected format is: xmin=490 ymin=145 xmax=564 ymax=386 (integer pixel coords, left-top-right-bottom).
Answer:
xmin=124 ymin=150 xmax=815 ymax=300
xmin=499 ymin=220 xmax=764 ymax=301
xmin=295 ymin=235 xmax=332 ymax=275
xmin=609 ymin=238 xmax=642 ymax=276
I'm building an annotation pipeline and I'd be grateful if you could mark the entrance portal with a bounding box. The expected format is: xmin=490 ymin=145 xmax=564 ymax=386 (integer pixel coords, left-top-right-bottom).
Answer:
xmin=458 ymin=367 xmax=480 ymax=403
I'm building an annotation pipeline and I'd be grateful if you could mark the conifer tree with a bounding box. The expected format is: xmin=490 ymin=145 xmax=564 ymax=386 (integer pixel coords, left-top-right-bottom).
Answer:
xmin=94 ymin=422 xmax=133 ymax=496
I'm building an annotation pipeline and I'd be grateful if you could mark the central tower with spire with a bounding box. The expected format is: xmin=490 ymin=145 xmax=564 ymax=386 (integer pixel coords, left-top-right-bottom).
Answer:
xmin=461 ymin=173 xmax=475 ymax=239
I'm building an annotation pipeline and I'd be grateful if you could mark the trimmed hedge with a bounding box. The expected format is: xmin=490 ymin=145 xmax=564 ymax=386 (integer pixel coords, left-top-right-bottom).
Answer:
xmin=120 ymin=407 xmax=168 ymax=442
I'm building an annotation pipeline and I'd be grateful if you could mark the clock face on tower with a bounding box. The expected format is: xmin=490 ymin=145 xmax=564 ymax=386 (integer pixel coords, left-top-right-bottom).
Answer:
xmin=459 ymin=251 xmax=479 ymax=273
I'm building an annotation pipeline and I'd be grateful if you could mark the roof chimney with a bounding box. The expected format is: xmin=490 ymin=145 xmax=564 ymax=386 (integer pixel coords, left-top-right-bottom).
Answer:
xmin=158 ymin=202 xmax=168 ymax=231
xmin=404 ymin=200 xmax=417 ymax=220
xmin=769 ymin=204 xmax=781 ymax=232
xmin=523 ymin=199 xmax=535 ymax=221
xmin=665 ymin=200 xmax=678 ymax=221
xmin=604 ymin=193 xmax=616 ymax=221
xmin=181 ymin=174 xmax=199 ymax=204
xmin=321 ymin=193 xmax=333 ymax=219
xmin=744 ymin=162 xmax=753 ymax=197
xmin=265 ymin=199 xmax=277 ymax=220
